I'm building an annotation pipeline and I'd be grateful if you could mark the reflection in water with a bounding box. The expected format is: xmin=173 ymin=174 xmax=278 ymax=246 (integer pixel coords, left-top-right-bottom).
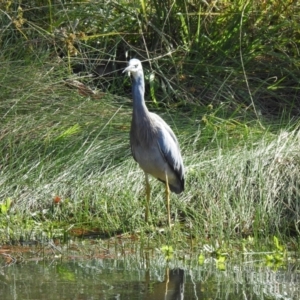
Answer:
xmin=144 ymin=250 xmax=184 ymax=300
xmin=145 ymin=268 xmax=184 ymax=300
xmin=0 ymin=250 xmax=300 ymax=299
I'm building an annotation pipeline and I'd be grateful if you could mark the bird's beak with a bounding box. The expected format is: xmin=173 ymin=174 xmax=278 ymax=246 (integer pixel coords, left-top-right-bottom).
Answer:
xmin=122 ymin=64 xmax=134 ymax=74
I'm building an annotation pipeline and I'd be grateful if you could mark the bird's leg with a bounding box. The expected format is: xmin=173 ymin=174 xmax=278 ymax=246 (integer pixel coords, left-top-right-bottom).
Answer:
xmin=165 ymin=174 xmax=171 ymax=228
xmin=145 ymin=173 xmax=150 ymax=223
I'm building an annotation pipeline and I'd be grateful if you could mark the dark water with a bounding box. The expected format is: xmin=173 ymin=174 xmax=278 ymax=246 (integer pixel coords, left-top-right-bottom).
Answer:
xmin=0 ymin=255 xmax=299 ymax=300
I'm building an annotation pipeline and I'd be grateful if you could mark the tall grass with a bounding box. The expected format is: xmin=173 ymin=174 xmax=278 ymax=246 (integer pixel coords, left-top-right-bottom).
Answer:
xmin=0 ymin=59 xmax=300 ymax=242
xmin=0 ymin=1 xmax=300 ymax=242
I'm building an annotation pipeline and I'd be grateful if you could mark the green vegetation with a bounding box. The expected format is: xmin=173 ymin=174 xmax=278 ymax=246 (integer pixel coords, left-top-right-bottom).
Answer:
xmin=0 ymin=0 xmax=300 ymax=248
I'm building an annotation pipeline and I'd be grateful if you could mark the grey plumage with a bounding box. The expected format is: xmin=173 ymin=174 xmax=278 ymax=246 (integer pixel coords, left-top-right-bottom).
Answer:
xmin=123 ymin=58 xmax=184 ymax=226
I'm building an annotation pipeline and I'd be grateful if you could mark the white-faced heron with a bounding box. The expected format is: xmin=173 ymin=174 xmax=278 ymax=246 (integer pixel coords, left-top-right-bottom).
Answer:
xmin=123 ymin=58 xmax=185 ymax=227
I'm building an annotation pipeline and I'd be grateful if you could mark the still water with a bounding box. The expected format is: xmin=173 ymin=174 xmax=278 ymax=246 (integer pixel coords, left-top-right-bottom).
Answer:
xmin=0 ymin=244 xmax=299 ymax=300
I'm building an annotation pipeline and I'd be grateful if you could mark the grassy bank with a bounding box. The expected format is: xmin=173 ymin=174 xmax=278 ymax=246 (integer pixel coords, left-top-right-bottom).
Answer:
xmin=0 ymin=59 xmax=299 ymax=244
xmin=0 ymin=1 xmax=300 ymax=244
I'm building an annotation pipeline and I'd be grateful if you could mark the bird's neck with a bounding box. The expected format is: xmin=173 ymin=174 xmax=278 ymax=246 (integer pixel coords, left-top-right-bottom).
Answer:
xmin=132 ymin=73 xmax=149 ymax=118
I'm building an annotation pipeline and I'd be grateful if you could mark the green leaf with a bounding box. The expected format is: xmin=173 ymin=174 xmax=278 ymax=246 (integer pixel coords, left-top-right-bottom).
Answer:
xmin=161 ymin=245 xmax=174 ymax=254
xmin=265 ymin=254 xmax=274 ymax=262
xmin=216 ymin=261 xmax=226 ymax=271
xmin=54 ymin=124 xmax=81 ymax=141
xmin=149 ymin=72 xmax=157 ymax=105
xmin=0 ymin=198 xmax=12 ymax=214
xmin=273 ymin=236 xmax=284 ymax=252
xmin=198 ymin=254 xmax=205 ymax=265
xmin=217 ymin=255 xmax=226 ymax=263
xmin=161 ymin=245 xmax=174 ymax=260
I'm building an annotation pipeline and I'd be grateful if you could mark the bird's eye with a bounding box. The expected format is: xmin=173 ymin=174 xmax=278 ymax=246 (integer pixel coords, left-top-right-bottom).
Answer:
xmin=135 ymin=64 xmax=138 ymax=68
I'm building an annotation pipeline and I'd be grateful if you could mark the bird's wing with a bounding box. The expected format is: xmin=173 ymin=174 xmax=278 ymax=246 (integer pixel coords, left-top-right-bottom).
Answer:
xmin=129 ymin=130 xmax=138 ymax=162
xmin=131 ymin=145 xmax=138 ymax=162
xmin=151 ymin=113 xmax=184 ymax=180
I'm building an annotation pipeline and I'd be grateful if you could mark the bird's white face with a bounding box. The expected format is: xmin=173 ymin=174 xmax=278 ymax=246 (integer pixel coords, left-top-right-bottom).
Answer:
xmin=123 ymin=58 xmax=143 ymax=75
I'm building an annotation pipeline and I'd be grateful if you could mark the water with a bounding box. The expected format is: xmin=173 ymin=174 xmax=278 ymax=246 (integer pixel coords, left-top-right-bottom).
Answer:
xmin=1 ymin=247 xmax=299 ymax=300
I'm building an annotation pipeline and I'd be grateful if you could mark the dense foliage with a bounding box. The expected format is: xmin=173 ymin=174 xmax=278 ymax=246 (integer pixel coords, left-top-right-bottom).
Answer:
xmin=1 ymin=0 xmax=300 ymax=114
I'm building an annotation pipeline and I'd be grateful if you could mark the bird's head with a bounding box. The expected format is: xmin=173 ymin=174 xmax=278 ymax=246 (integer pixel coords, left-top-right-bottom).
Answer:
xmin=123 ymin=58 xmax=143 ymax=78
